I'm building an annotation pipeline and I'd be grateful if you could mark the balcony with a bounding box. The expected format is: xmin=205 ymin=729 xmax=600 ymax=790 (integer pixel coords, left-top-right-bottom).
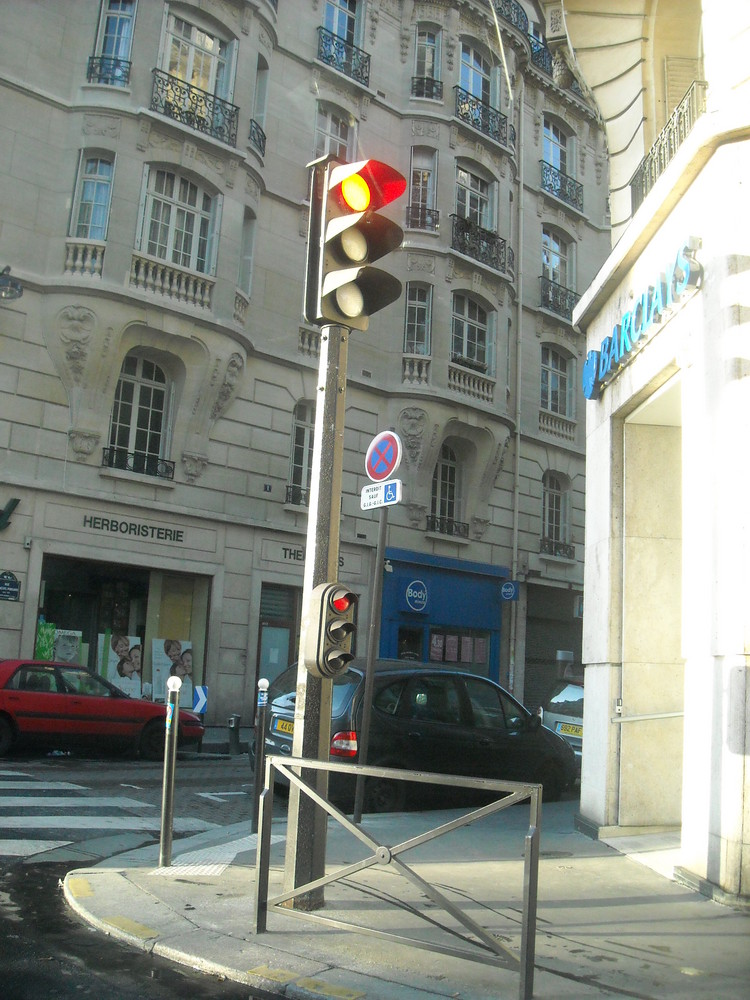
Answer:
xmin=129 ymin=252 xmax=215 ymax=310
xmin=454 ymin=86 xmax=515 ymax=148
xmin=87 ymin=55 xmax=131 ymax=86
xmin=540 ymin=276 xmax=579 ymax=321
xmin=539 ymin=410 xmax=576 ymax=442
xmin=529 ymin=36 xmax=552 ymax=75
xmin=150 ymin=69 xmax=239 ymax=146
xmin=102 ymin=447 xmax=175 ymax=481
xmin=426 ymin=515 xmax=469 ymax=539
xmin=540 ymin=161 xmax=584 ymax=212
xmin=448 ymin=361 xmax=495 ymax=403
xmin=249 ymin=119 xmax=266 ymax=156
xmin=317 ymin=26 xmax=370 ymax=87
xmin=411 ymin=77 xmax=443 ymax=100
xmin=540 ymin=536 xmax=575 ymax=560
xmin=402 ymin=354 xmax=431 ymax=386
xmin=451 ymin=215 xmax=514 ymax=274
xmin=630 ymin=80 xmax=708 ymax=213
xmin=406 ymin=204 xmax=439 ymax=231
xmin=491 ymin=0 xmax=529 ymax=34
xmin=286 ymin=484 xmax=310 ymax=506
xmin=65 ymin=239 xmax=105 ymax=278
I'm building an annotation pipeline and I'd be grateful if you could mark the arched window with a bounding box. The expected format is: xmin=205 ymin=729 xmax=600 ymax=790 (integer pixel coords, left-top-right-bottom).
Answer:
xmin=452 ymin=293 xmax=495 ymax=374
xmin=138 ymin=167 xmax=219 ymax=274
xmin=408 ymin=146 xmax=438 ymax=229
xmin=544 ymin=117 xmax=572 ymax=176
xmin=404 ymin=283 xmax=432 ymax=355
xmin=72 ymin=154 xmax=114 ymax=240
xmin=541 ymin=227 xmax=578 ymax=318
xmin=431 ymin=444 xmax=459 ymax=525
xmin=314 ymin=103 xmax=353 ymax=159
xmin=325 ymin=0 xmax=358 ymax=45
xmin=106 ymin=355 xmax=172 ymax=478
xmin=542 ymin=471 xmax=569 ymax=547
xmin=541 ymin=345 xmax=575 ymax=418
xmin=460 ymin=42 xmax=490 ymax=103
xmin=288 ymin=401 xmax=315 ymax=505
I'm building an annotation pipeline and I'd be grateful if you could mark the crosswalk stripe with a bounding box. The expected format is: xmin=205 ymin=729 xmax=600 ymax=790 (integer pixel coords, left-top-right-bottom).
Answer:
xmin=1 ymin=816 xmax=217 ymax=831
xmin=0 ymin=781 xmax=88 ymax=791
xmin=0 ymin=839 xmax=72 ymax=856
xmin=0 ymin=796 xmax=155 ymax=809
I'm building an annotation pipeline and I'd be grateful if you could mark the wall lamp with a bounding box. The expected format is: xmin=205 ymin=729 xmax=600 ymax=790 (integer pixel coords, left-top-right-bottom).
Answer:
xmin=0 ymin=266 xmax=23 ymax=301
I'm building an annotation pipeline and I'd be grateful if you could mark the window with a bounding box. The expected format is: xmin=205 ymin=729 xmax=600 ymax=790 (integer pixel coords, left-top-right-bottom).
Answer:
xmin=164 ymin=12 xmax=233 ymax=101
xmin=404 ymin=284 xmax=432 ymax=355
xmin=238 ymin=210 xmax=256 ymax=296
xmin=544 ymin=117 xmax=571 ymax=175
xmin=108 ymin=355 xmax=171 ymax=475
xmin=72 ymin=155 xmax=114 ymax=240
xmin=456 ymin=166 xmax=493 ymax=230
xmin=408 ymin=147 xmax=438 ymax=228
xmin=432 ymin=444 xmax=459 ymax=522
xmin=325 ymin=0 xmax=358 ymax=44
xmin=252 ymin=55 xmax=269 ymax=129
xmin=452 ymin=293 xmax=491 ymax=371
xmin=138 ymin=168 xmax=218 ymax=274
xmin=91 ymin=0 xmax=136 ymax=85
xmin=542 ymin=471 xmax=568 ymax=544
xmin=314 ymin=104 xmax=353 ymax=159
xmin=460 ymin=42 xmax=490 ymax=103
xmin=542 ymin=226 xmax=569 ymax=286
xmin=289 ymin=401 xmax=315 ymax=504
xmin=541 ymin=345 xmax=573 ymax=417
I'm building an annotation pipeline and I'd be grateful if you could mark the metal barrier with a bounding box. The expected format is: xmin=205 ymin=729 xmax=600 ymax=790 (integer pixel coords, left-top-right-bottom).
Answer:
xmin=253 ymin=756 xmax=541 ymax=1000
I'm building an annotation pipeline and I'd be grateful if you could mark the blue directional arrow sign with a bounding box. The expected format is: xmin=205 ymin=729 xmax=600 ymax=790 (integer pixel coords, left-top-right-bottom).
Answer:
xmin=193 ymin=685 xmax=208 ymax=713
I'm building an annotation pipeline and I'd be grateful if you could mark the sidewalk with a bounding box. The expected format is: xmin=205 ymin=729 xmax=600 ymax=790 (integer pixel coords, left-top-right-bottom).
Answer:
xmin=63 ymin=796 xmax=750 ymax=1000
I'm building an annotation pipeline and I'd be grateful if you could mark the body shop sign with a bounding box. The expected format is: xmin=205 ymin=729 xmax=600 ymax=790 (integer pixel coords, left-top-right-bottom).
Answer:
xmin=582 ymin=238 xmax=702 ymax=400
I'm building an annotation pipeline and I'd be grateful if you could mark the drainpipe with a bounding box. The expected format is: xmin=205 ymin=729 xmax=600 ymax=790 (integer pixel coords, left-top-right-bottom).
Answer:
xmin=508 ymin=71 xmax=525 ymax=697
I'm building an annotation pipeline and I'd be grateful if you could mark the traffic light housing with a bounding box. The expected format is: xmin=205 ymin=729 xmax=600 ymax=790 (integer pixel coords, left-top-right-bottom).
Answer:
xmin=304 ymin=157 xmax=406 ymax=331
xmin=303 ymin=582 xmax=358 ymax=678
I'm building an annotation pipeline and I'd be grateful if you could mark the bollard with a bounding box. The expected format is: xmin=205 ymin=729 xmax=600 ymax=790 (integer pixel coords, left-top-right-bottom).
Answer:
xmin=252 ymin=678 xmax=269 ymax=834
xmin=228 ymin=713 xmax=241 ymax=755
xmin=158 ymin=675 xmax=182 ymax=868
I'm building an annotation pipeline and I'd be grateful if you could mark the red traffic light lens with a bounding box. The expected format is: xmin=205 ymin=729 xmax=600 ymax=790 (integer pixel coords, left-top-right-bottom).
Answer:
xmin=340 ymin=174 xmax=371 ymax=212
xmin=332 ymin=593 xmax=352 ymax=613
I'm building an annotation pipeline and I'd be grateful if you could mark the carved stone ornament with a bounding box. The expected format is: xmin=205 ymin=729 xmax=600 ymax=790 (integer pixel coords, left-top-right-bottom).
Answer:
xmin=210 ymin=352 xmax=245 ymax=420
xmin=58 ymin=305 xmax=96 ymax=383
xmin=398 ymin=407 xmax=428 ymax=467
xmin=68 ymin=428 xmax=100 ymax=460
xmin=182 ymin=451 xmax=208 ymax=482
xmin=404 ymin=502 xmax=427 ymax=528
xmin=471 ymin=516 xmax=489 ymax=540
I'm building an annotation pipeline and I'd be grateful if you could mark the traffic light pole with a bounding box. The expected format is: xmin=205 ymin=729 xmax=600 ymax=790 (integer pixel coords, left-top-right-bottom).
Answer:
xmin=283 ymin=322 xmax=349 ymax=909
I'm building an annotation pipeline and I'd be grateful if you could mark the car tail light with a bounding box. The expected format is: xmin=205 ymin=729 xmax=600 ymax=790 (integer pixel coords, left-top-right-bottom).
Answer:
xmin=330 ymin=730 xmax=358 ymax=757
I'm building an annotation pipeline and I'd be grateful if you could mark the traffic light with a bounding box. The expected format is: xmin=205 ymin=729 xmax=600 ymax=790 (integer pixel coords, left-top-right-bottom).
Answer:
xmin=304 ymin=157 xmax=406 ymax=331
xmin=303 ymin=582 xmax=359 ymax=678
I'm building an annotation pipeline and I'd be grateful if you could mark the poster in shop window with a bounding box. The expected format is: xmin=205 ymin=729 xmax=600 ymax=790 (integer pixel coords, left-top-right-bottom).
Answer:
xmin=98 ymin=632 xmax=142 ymax=698
xmin=429 ymin=633 xmax=444 ymax=661
xmin=152 ymin=637 xmax=192 ymax=705
xmin=445 ymin=634 xmax=459 ymax=662
xmin=52 ymin=629 xmax=84 ymax=665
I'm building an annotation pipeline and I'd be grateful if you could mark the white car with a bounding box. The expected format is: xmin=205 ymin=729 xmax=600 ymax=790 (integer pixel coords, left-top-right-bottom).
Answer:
xmin=539 ymin=680 xmax=583 ymax=776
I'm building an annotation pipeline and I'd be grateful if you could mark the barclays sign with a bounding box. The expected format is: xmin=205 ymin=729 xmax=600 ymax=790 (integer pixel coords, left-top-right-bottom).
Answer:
xmin=582 ymin=237 xmax=702 ymax=400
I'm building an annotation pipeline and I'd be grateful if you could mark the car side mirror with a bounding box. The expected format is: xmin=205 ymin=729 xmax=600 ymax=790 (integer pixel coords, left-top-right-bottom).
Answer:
xmin=527 ymin=713 xmax=542 ymax=731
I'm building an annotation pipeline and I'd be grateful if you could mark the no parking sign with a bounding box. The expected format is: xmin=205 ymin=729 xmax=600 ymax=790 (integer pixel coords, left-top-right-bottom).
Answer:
xmin=365 ymin=431 xmax=402 ymax=482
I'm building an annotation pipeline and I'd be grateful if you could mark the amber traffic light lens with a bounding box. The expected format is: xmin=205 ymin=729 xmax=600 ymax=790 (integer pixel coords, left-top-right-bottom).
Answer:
xmin=340 ymin=174 xmax=371 ymax=212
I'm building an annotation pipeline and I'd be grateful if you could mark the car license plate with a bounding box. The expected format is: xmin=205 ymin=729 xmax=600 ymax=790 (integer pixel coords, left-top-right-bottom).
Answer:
xmin=557 ymin=722 xmax=583 ymax=738
xmin=272 ymin=718 xmax=294 ymax=735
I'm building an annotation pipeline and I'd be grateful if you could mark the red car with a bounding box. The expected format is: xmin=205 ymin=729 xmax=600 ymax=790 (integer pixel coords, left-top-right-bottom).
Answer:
xmin=0 ymin=659 xmax=204 ymax=760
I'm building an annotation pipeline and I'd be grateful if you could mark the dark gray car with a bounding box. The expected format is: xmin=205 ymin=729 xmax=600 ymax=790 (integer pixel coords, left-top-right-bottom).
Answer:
xmin=263 ymin=662 xmax=577 ymax=811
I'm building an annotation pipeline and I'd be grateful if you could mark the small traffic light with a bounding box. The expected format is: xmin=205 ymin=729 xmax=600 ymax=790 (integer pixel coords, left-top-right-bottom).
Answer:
xmin=304 ymin=157 xmax=406 ymax=331
xmin=303 ymin=582 xmax=358 ymax=678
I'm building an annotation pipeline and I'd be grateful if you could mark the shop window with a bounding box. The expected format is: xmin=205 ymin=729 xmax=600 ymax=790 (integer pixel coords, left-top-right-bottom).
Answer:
xmin=428 ymin=628 xmax=490 ymax=675
xmin=397 ymin=626 xmax=423 ymax=660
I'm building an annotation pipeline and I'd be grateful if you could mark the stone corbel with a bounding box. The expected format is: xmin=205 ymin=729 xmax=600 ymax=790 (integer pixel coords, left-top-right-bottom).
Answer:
xmin=182 ymin=452 xmax=208 ymax=482
xmin=68 ymin=429 xmax=100 ymax=460
xmin=471 ymin=516 xmax=489 ymax=540
xmin=404 ymin=502 xmax=427 ymax=528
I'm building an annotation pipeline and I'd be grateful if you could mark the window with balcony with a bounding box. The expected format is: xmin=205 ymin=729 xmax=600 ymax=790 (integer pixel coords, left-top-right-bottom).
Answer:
xmin=407 ymin=147 xmax=438 ymax=230
xmin=541 ymin=117 xmax=583 ymax=211
xmin=314 ymin=103 xmax=354 ymax=159
xmin=288 ymin=401 xmax=315 ymax=506
xmin=137 ymin=168 xmax=219 ymax=275
xmin=428 ymin=444 xmax=468 ymax=537
xmin=150 ymin=10 xmax=239 ymax=145
xmin=404 ymin=284 xmax=432 ymax=355
xmin=541 ymin=226 xmax=578 ymax=320
xmin=66 ymin=153 xmax=114 ymax=277
xmin=318 ymin=0 xmax=369 ymax=86
xmin=456 ymin=165 xmax=492 ymax=229
xmin=412 ymin=26 xmax=442 ymax=99
xmin=104 ymin=354 xmax=175 ymax=480
xmin=460 ymin=42 xmax=490 ymax=104
xmin=88 ymin=0 xmax=135 ymax=86
xmin=453 ymin=41 xmax=511 ymax=146
xmin=452 ymin=293 xmax=494 ymax=374
xmin=541 ymin=471 xmax=573 ymax=558
xmin=451 ymin=165 xmax=512 ymax=273
xmin=249 ymin=55 xmax=269 ymax=156
xmin=541 ymin=345 xmax=574 ymax=417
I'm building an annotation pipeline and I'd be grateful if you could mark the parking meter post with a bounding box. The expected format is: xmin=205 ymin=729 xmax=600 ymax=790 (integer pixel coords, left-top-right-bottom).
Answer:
xmin=252 ymin=677 xmax=269 ymax=834
xmin=353 ymin=504 xmax=388 ymax=823
xmin=158 ymin=676 xmax=182 ymax=868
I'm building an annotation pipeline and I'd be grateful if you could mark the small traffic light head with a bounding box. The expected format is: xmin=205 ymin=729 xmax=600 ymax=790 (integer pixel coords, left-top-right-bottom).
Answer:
xmin=302 ymin=582 xmax=359 ymax=678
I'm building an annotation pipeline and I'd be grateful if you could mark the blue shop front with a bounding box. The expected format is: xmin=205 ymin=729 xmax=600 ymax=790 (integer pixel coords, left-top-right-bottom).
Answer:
xmin=379 ymin=548 xmax=509 ymax=682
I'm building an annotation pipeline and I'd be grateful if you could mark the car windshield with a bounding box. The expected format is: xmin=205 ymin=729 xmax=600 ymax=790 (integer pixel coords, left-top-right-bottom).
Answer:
xmin=267 ymin=666 xmax=359 ymax=716
xmin=545 ymin=682 xmax=583 ymax=716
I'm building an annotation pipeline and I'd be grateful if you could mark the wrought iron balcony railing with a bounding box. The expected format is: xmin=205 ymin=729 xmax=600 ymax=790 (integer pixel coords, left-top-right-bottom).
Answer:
xmin=529 ymin=36 xmax=552 ymax=75
xmin=540 ymin=275 xmax=579 ymax=320
xmin=317 ymin=26 xmax=370 ymax=87
xmin=451 ymin=215 xmax=513 ymax=274
xmin=286 ymin=484 xmax=310 ymax=506
xmin=411 ymin=77 xmax=443 ymax=100
xmin=454 ymin=86 xmax=515 ymax=147
xmin=87 ymin=55 xmax=131 ymax=86
xmin=426 ymin=515 xmax=469 ymax=539
xmin=541 ymin=161 xmax=584 ymax=212
xmin=540 ymin=536 xmax=575 ymax=559
xmin=102 ymin=447 xmax=175 ymax=480
xmin=249 ymin=119 xmax=266 ymax=156
xmin=406 ymin=204 xmax=439 ymax=231
xmin=150 ymin=68 xmax=239 ymax=146
xmin=491 ymin=0 xmax=529 ymax=34
xmin=630 ymin=80 xmax=708 ymax=213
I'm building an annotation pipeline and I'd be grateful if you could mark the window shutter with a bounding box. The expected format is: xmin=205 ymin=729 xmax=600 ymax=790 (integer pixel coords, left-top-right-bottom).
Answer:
xmin=69 ymin=149 xmax=84 ymax=237
xmin=208 ymin=193 xmax=223 ymax=275
xmin=134 ymin=163 xmax=150 ymax=251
